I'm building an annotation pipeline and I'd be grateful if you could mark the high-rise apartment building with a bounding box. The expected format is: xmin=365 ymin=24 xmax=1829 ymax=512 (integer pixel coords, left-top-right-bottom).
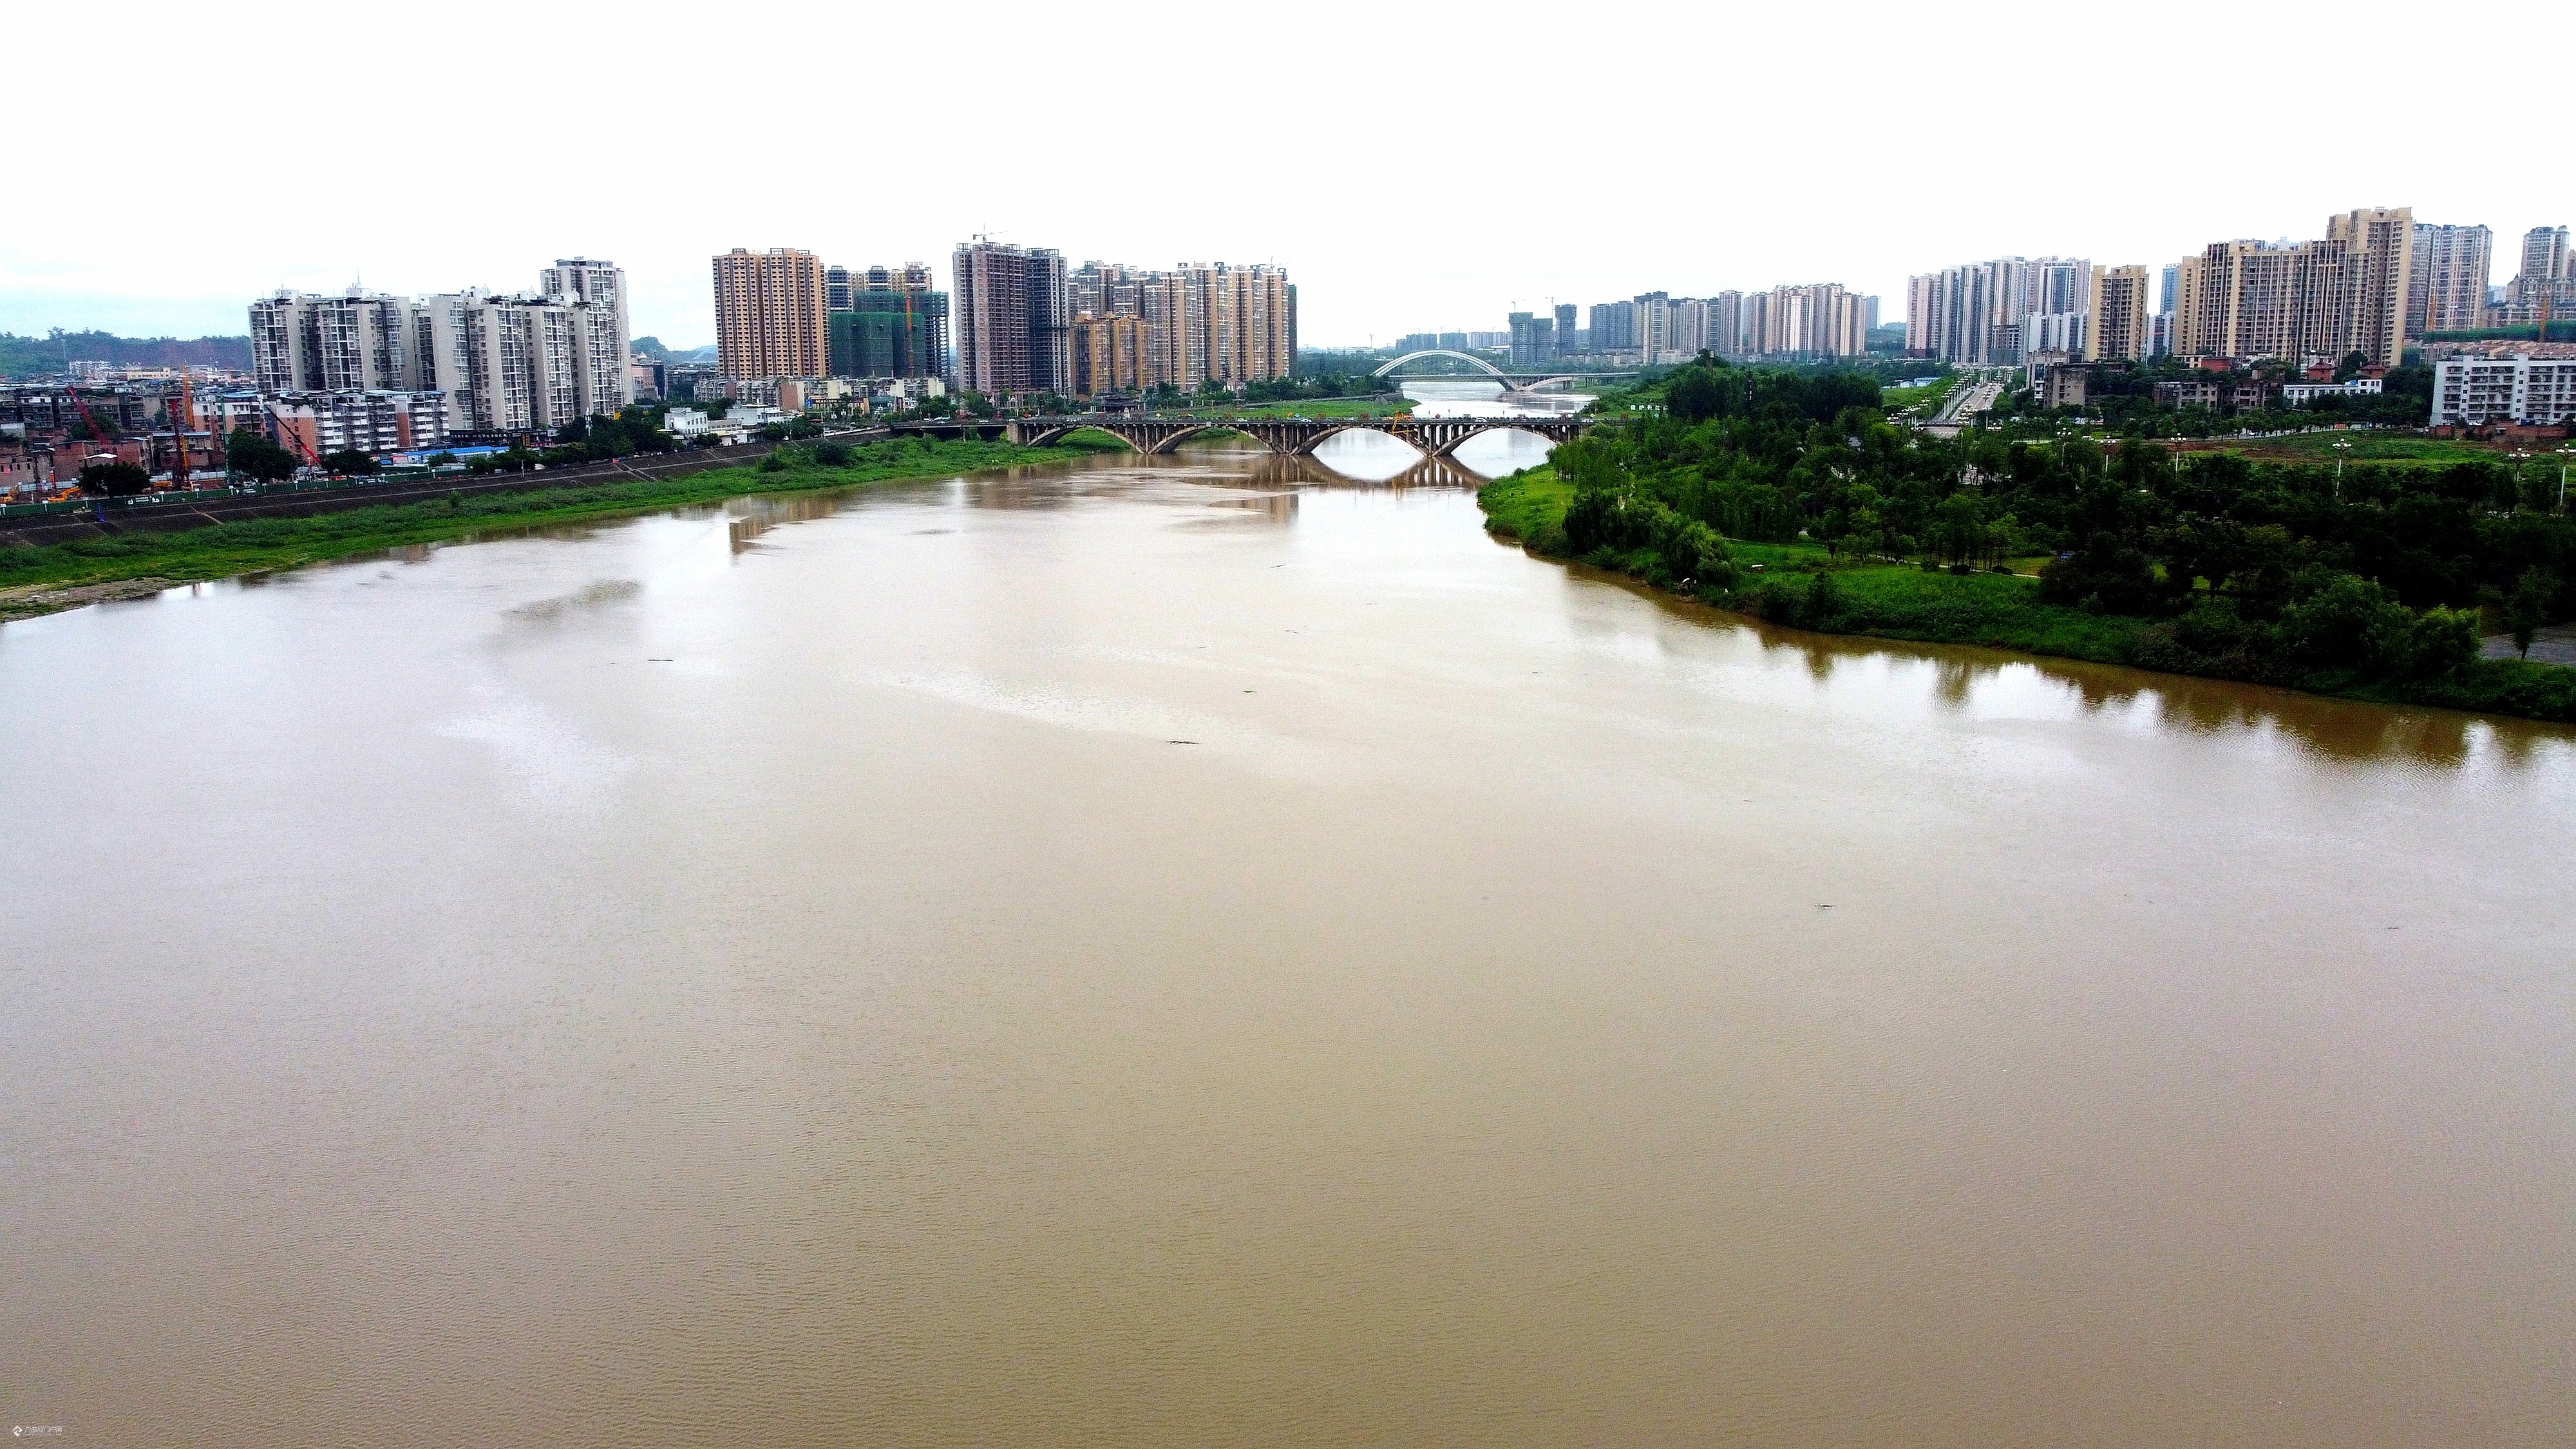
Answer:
xmin=1212 ymin=263 xmax=1291 ymax=386
xmin=1043 ymin=258 xmax=1290 ymax=393
xmin=1763 ymin=283 xmax=1872 ymax=357
xmin=712 ymin=247 xmax=828 ymax=381
xmin=1707 ymin=292 xmax=1747 ymax=360
xmin=1588 ymin=300 xmax=1637 ymax=354
xmin=250 ymin=289 xmax=428 ymax=394
xmin=1073 ymin=261 xmax=1153 ymax=322
xmin=2173 ymin=207 xmax=2413 ymax=368
xmin=2409 ymin=223 xmax=2492 ymax=338
xmin=2325 ymin=207 xmax=2414 ymax=368
xmin=2085 ymin=265 xmax=2152 ymax=362
xmin=825 ymin=264 xmax=947 ymax=380
xmin=1068 ymin=313 xmax=1146 ymax=397
xmin=252 ymin=258 xmax=632 ymax=440
xmin=1509 ymin=312 xmax=1555 ymax=366
xmin=540 ymin=258 xmax=632 ymax=421
xmin=1739 ymin=292 xmax=1769 ymax=357
xmin=2511 ymin=226 xmax=2569 ymax=305
xmin=1906 ymin=257 xmax=2090 ymax=365
xmin=952 ymin=241 xmax=1070 ymax=396
xmin=1553 ymin=303 xmax=1577 ymax=360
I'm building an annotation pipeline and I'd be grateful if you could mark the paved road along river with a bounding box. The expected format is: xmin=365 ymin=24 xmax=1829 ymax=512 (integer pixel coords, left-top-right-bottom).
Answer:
xmin=5 ymin=436 xmax=2573 ymax=1446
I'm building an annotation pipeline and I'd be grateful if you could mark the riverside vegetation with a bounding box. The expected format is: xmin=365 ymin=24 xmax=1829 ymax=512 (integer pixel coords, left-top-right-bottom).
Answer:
xmin=1479 ymin=357 xmax=2576 ymax=723
xmin=0 ymin=435 xmax=1117 ymax=621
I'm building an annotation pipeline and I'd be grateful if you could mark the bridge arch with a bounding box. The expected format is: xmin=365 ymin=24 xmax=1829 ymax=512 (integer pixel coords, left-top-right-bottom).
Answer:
xmin=1413 ymin=419 xmax=1582 ymax=459
xmin=1370 ymin=350 xmax=1512 ymax=381
xmin=1146 ymin=424 xmax=1246 ymax=455
xmin=1014 ymin=423 xmax=1091 ymax=449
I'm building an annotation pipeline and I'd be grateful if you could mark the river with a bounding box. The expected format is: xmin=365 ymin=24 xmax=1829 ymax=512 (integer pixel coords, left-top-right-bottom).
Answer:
xmin=4 ymin=417 xmax=2573 ymax=1446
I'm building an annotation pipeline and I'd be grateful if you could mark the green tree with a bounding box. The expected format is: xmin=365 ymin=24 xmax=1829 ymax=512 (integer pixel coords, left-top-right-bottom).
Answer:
xmin=1665 ymin=364 xmax=1725 ymax=425
xmin=1931 ymin=493 xmax=1987 ymax=567
xmin=2505 ymin=567 xmax=2560 ymax=658
xmin=225 ymin=427 xmax=300 ymax=482
xmin=322 ymin=450 xmax=378 ymax=476
xmin=78 ymin=460 xmax=150 ymax=496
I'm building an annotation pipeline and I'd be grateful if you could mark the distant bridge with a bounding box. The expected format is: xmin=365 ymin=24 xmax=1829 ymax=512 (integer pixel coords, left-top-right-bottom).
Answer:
xmin=887 ymin=413 xmax=1589 ymax=459
xmin=1369 ymin=348 xmax=1635 ymax=393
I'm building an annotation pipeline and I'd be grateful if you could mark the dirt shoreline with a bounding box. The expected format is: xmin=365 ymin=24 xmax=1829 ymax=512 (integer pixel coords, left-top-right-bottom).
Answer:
xmin=0 ymin=576 xmax=182 ymax=623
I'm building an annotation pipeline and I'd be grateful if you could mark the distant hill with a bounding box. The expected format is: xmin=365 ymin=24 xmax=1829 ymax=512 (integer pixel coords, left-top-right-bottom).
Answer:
xmin=0 ymin=330 xmax=251 ymax=379
xmin=631 ymin=336 xmax=717 ymax=365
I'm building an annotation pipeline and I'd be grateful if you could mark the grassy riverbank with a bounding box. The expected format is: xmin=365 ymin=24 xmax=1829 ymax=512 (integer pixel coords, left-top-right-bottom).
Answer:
xmin=1479 ymin=464 xmax=2576 ymax=723
xmin=0 ymin=436 xmax=1111 ymax=623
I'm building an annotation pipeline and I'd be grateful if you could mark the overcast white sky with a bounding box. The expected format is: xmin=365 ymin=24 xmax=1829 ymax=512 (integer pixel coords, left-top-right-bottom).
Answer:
xmin=6 ymin=0 xmax=2562 ymax=348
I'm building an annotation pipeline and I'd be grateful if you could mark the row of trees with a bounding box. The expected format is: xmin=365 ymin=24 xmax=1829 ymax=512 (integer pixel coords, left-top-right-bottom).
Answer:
xmin=1552 ymin=356 xmax=2576 ymax=687
xmin=1998 ymin=352 xmax=2438 ymax=437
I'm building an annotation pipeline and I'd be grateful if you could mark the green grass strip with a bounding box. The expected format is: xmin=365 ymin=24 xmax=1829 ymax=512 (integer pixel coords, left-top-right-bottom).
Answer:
xmin=1 ymin=437 xmax=1108 ymax=610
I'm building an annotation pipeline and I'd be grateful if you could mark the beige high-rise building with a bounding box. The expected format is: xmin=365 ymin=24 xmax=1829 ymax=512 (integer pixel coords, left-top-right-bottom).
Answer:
xmin=1761 ymin=283 xmax=1871 ymax=357
xmin=712 ymin=247 xmax=828 ymax=380
xmin=2084 ymin=265 xmax=2152 ymax=361
xmin=2325 ymin=207 xmax=2412 ymax=368
xmin=2409 ymin=223 xmax=2492 ymax=339
xmin=1068 ymin=313 xmax=1144 ymax=397
xmin=1099 ymin=262 xmax=1294 ymax=392
xmin=2172 ymin=207 xmax=2413 ymax=368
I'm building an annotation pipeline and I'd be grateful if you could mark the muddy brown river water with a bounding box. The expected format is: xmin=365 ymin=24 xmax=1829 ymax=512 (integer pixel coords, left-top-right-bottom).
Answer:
xmin=4 ymin=435 xmax=2572 ymax=1446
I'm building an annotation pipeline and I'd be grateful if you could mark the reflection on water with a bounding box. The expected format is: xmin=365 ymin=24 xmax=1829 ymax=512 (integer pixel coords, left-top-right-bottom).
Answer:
xmin=1567 ymin=566 xmax=2567 ymax=768
xmin=1400 ymin=377 xmax=1596 ymax=418
xmin=5 ymin=445 xmax=2573 ymax=1448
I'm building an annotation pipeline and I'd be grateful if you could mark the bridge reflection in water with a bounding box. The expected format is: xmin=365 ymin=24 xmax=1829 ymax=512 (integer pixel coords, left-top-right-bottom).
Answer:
xmin=1255 ymin=446 xmax=1499 ymax=491
xmin=886 ymin=411 xmax=1587 ymax=460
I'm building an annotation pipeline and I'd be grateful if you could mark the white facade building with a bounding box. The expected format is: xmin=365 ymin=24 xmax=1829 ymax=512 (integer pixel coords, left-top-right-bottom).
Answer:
xmin=1907 ymin=256 xmax=2092 ymax=364
xmin=2278 ymin=378 xmax=2384 ymax=406
xmin=2023 ymin=310 xmax=2087 ymax=356
xmin=251 ymin=260 xmax=632 ymax=440
xmin=2432 ymin=354 xmax=2576 ymax=426
xmin=250 ymin=289 xmax=430 ymax=394
xmin=266 ymin=390 xmax=450 ymax=454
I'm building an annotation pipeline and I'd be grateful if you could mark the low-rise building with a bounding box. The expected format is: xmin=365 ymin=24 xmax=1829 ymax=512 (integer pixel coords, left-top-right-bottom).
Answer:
xmin=2433 ymin=354 xmax=2576 ymax=426
xmin=2035 ymin=359 xmax=2088 ymax=409
xmin=2154 ymin=379 xmax=2279 ymax=412
xmin=267 ymin=390 xmax=450 ymax=457
xmin=2279 ymin=378 xmax=2385 ymax=406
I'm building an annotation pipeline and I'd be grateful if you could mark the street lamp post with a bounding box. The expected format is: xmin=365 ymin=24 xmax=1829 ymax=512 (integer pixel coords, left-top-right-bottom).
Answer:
xmin=2558 ymin=446 xmax=2575 ymax=511
xmin=2333 ymin=439 xmax=2351 ymax=500
xmin=2513 ymin=451 xmax=2533 ymax=510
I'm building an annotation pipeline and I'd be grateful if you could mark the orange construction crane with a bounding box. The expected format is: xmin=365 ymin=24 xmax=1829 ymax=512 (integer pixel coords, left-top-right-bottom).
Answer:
xmin=63 ymin=386 xmax=111 ymax=443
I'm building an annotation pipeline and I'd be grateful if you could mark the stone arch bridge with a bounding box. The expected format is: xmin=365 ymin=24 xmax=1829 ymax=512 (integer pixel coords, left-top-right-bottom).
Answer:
xmin=888 ymin=413 xmax=1589 ymax=459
